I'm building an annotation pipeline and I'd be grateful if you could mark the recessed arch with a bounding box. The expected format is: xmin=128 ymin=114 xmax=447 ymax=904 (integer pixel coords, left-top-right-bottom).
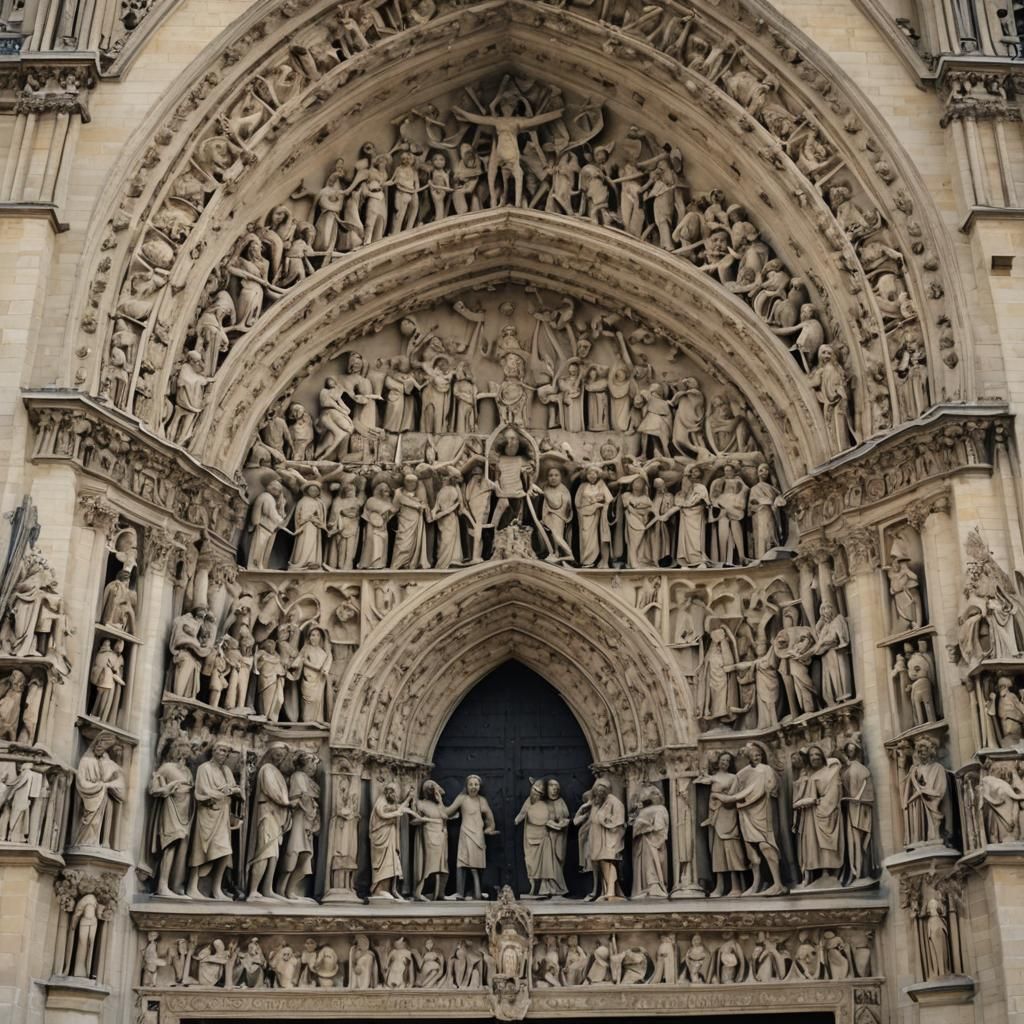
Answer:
xmin=330 ymin=558 xmax=694 ymax=764
xmin=193 ymin=210 xmax=828 ymax=482
xmin=70 ymin=0 xmax=973 ymax=477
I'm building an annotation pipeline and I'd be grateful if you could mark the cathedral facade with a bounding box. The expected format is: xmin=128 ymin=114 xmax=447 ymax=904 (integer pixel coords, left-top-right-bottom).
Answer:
xmin=1 ymin=1 xmax=1024 ymax=1022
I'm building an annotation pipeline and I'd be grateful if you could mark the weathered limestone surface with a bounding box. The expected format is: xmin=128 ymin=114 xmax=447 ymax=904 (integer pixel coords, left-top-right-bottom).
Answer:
xmin=2 ymin=2 xmax=1024 ymax=1024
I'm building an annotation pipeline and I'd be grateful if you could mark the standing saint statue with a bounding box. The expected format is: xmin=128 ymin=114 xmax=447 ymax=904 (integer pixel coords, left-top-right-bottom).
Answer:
xmin=444 ymin=774 xmax=498 ymax=900
xmin=791 ymin=744 xmax=843 ymax=887
xmin=902 ymin=736 xmax=949 ymax=845
xmin=329 ymin=776 xmax=360 ymax=894
xmin=295 ymin=626 xmax=332 ymax=724
xmin=370 ymin=781 xmax=424 ymax=900
xmin=887 ymin=531 xmax=924 ymax=631
xmin=413 ymin=779 xmax=450 ymax=901
xmin=630 ymin=785 xmax=670 ymax=899
xmin=279 ymin=751 xmax=320 ymax=900
xmin=248 ymin=745 xmax=295 ymax=901
xmin=841 ymin=735 xmax=874 ymax=883
xmin=187 ymin=742 xmax=241 ymax=900
xmin=695 ymin=751 xmax=747 ymax=898
xmin=514 ymin=778 xmax=566 ymax=898
xmin=148 ymin=739 xmax=194 ymax=898
xmin=587 ymin=777 xmax=626 ymax=901
xmin=716 ymin=742 xmax=786 ymax=896
xmin=288 ymin=484 xmax=326 ymax=570
xmin=74 ymin=732 xmax=125 ymax=848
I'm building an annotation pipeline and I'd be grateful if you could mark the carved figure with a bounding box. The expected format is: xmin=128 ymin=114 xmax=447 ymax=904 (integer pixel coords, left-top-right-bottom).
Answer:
xmin=248 ymin=745 xmax=294 ymax=900
xmin=902 ymin=737 xmax=949 ymax=845
xmin=413 ymin=779 xmax=450 ymax=901
xmin=445 ymin=774 xmax=498 ymax=900
xmin=630 ymin=785 xmax=669 ymax=899
xmin=716 ymin=743 xmax=785 ymax=896
xmin=74 ymin=732 xmax=125 ymax=848
xmin=186 ymin=743 xmax=241 ymax=900
xmin=369 ymin=781 xmax=421 ymax=899
xmin=514 ymin=778 xmax=566 ymax=898
xmin=587 ymin=778 xmax=626 ymax=900
xmin=148 ymin=740 xmax=194 ymax=898
xmin=696 ymin=751 xmax=746 ymax=897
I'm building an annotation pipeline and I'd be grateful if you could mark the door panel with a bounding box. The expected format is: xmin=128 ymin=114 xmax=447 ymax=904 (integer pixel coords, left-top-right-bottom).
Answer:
xmin=432 ymin=661 xmax=594 ymax=898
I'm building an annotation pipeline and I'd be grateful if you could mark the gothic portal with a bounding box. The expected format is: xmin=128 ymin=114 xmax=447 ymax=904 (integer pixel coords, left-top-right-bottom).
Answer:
xmin=4 ymin=1 xmax=1024 ymax=1024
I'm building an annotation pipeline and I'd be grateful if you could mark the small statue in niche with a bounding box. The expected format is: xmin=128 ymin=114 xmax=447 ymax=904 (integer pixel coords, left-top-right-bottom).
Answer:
xmin=901 ymin=736 xmax=950 ymax=846
xmin=901 ymin=641 xmax=938 ymax=727
xmin=809 ymin=345 xmax=854 ymax=450
xmin=329 ymin=775 xmax=360 ymax=893
xmin=444 ymin=774 xmax=499 ymax=900
xmin=88 ymin=639 xmax=127 ymax=723
xmin=988 ymin=675 xmax=1024 ymax=746
xmin=99 ymin=570 xmax=136 ymax=633
xmin=887 ymin=531 xmax=924 ymax=632
xmin=74 ymin=732 xmax=125 ymax=849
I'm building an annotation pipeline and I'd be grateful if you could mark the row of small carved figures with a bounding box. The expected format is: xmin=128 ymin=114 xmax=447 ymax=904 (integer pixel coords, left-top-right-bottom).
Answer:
xmin=140 ymin=928 xmax=873 ymax=991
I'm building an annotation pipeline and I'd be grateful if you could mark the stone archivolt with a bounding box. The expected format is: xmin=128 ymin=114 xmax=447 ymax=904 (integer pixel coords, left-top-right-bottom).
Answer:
xmin=9 ymin=0 xmax=1024 ymax=1020
xmin=73 ymin=0 xmax=968 ymax=462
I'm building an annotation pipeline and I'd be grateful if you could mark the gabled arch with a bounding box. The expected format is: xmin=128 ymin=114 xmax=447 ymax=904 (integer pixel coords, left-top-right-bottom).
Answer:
xmin=330 ymin=558 xmax=694 ymax=764
xmin=68 ymin=0 xmax=972 ymax=479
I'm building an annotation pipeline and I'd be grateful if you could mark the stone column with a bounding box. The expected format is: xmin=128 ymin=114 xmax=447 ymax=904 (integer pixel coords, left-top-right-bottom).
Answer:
xmin=665 ymin=750 xmax=701 ymax=897
xmin=323 ymin=750 xmax=368 ymax=902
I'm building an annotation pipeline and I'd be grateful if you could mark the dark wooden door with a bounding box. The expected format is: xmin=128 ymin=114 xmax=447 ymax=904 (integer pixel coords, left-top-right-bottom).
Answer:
xmin=431 ymin=661 xmax=594 ymax=898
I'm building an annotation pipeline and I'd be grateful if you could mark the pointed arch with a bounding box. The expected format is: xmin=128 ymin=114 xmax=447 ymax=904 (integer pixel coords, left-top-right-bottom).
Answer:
xmin=68 ymin=0 xmax=972 ymax=479
xmin=330 ymin=558 xmax=694 ymax=765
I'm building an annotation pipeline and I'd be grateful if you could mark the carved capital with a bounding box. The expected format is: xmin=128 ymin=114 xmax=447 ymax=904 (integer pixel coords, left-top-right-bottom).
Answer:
xmin=840 ymin=527 xmax=880 ymax=576
xmin=77 ymin=493 xmax=120 ymax=540
xmin=906 ymin=491 xmax=951 ymax=532
xmin=208 ymin=558 xmax=238 ymax=589
xmin=143 ymin=527 xmax=179 ymax=576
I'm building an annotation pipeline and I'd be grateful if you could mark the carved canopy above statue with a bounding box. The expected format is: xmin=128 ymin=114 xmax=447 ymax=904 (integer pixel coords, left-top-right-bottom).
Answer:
xmin=332 ymin=557 xmax=694 ymax=763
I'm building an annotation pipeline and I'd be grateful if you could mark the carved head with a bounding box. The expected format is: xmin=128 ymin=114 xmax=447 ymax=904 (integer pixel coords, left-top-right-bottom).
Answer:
xmin=465 ymin=774 xmax=481 ymax=795
xmin=211 ymin=741 xmax=232 ymax=764
xmin=546 ymin=779 xmax=560 ymax=799
xmin=914 ymin=736 xmax=938 ymax=763
xmin=819 ymin=602 xmax=835 ymax=621
xmin=757 ymin=463 xmax=771 ymax=481
xmin=743 ymin=743 xmax=765 ymax=766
